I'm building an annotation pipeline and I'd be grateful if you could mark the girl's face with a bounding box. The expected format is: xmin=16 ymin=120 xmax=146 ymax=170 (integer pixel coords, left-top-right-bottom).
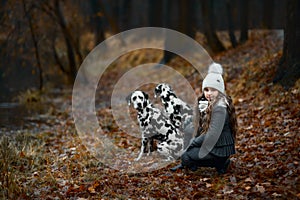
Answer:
xmin=204 ymin=87 xmax=219 ymax=102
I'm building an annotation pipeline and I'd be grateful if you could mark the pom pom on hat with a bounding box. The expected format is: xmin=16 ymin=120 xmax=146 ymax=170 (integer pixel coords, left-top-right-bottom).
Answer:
xmin=208 ymin=62 xmax=223 ymax=74
xmin=202 ymin=62 xmax=225 ymax=93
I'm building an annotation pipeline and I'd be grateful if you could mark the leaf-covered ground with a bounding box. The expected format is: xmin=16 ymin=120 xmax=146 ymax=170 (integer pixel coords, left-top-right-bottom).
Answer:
xmin=1 ymin=30 xmax=299 ymax=199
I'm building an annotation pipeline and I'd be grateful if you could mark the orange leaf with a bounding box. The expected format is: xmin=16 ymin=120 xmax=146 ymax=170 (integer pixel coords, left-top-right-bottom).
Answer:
xmin=19 ymin=151 xmax=25 ymax=157
xmin=245 ymin=186 xmax=251 ymax=190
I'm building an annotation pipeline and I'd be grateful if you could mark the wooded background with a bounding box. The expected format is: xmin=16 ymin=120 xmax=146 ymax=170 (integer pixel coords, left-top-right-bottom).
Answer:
xmin=1 ymin=1 xmax=300 ymax=199
xmin=0 ymin=0 xmax=297 ymax=102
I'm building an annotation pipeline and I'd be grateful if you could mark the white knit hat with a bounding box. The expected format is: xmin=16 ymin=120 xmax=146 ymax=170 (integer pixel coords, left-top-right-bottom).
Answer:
xmin=202 ymin=62 xmax=225 ymax=93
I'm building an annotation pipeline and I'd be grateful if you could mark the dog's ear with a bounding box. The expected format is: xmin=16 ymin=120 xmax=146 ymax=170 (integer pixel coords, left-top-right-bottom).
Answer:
xmin=154 ymin=84 xmax=162 ymax=97
xmin=142 ymin=91 xmax=149 ymax=108
xmin=126 ymin=93 xmax=132 ymax=106
xmin=142 ymin=91 xmax=149 ymax=100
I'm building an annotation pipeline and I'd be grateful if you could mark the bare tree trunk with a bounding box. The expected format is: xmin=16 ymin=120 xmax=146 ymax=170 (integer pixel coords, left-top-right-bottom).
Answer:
xmin=148 ymin=0 xmax=163 ymax=27
xmin=99 ymin=0 xmax=120 ymax=34
xmin=22 ymin=0 xmax=43 ymax=90
xmin=263 ymin=0 xmax=274 ymax=28
xmin=54 ymin=0 xmax=78 ymax=83
xmin=274 ymin=0 xmax=300 ymax=88
xmin=161 ymin=0 xmax=174 ymax=64
xmin=226 ymin=0 xmax=237 ymax=48
xmin=89 ymin=0 xmax=106 ymax=45
xmin=239 ymin=0 xmax=249 ymax=44
xmin=179 ymin=0 xmax=197 ymax=38
xmin=201 ymin=0 xmax=225 ymax=53
xmin=118 ymin=0 xmax=131 ymax=31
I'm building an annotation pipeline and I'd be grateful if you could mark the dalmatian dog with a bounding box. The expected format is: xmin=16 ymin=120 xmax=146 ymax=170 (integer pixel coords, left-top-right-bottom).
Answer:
xmin=127 ymin=90 xmax=184 ymax=161
xmin=154 ymin=83 xmax=197 ymax=148
xmin=154 ymin=83 xmax=194 ymax=129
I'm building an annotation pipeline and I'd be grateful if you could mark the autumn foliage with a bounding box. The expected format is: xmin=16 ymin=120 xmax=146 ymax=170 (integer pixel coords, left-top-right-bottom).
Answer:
xmin=0 ymin=31 xmax=299 ymax=199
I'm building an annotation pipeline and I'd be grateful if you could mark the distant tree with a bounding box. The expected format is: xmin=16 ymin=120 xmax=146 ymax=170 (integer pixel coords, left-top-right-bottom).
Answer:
xmin=178 ymin=0 xmax=197 ymax=39
xmin=54 ymin=0 xmax=80 ymax=83
xmin=148 ymin=0 xmax=163 ymax=27
xmin=160 ymin=0 xmax=197 ymax=64
xmin=274 ymin=0 xmax=300 ymax=88
xmin=200 ymin=0 xmax=225 ymax=53
xmin=100 ymin=0 xmax=120 ymax=34
xmin=226 ymin=0 xmax=237 ymax=48
xmin=160 ymin=0 xmax=174 ymax=64
xmin=0 ymin=0 xmax=7 ymax=23
xmin=239 ymin=0 xmax=249 ymax=44
xmin=262 ymin=0 xmax=274 ymax=29
xmin=22 ymin=0 xmax=43 ymax=90
xmin=89 ymin=0 xmax=106 ymax=45
xmin=118 ymin=0 xmax=132 ymax=32
xmin=38 ymin=0 xmax=84 ymax=83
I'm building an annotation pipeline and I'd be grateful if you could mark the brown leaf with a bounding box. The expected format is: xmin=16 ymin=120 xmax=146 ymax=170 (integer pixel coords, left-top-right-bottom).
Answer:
xmin=255 ymin=184 xmax=265 ymax=193
xmin=244 ymin=177 xmax=255 ymax=183
xmin=19 ymin=151 xmax=25 ymax=157
xmin=88 ymin=181 xmax=100 ymax=194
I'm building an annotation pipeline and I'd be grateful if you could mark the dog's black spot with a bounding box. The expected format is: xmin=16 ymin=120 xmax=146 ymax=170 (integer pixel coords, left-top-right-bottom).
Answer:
xmin=174 ymin=105 xmax=182 ymax=114
xmin=166 ymin=139 xmax=173 ymax=145
xmin=153 ymin=134 xmax=166 ymax=141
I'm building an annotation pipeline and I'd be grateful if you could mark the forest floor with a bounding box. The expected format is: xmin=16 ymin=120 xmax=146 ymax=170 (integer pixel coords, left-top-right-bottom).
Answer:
xmin=0 ymin=30 xmax=299 ymax=199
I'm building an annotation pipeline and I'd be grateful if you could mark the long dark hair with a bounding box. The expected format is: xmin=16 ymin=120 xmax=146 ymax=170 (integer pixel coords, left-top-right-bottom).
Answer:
xmin=194 ymin=92 xmax=238 ymax=140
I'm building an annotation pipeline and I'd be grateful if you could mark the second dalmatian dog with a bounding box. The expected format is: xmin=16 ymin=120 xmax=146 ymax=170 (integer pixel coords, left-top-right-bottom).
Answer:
xmin=127 ymin=90 xmax=184 ymax=161
xmin=154 ymin=83 xmax=194 ymax=147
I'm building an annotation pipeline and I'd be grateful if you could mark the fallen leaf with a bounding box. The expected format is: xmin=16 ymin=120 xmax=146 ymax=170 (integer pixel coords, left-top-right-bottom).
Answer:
xmin=245 ymin=177 xmax=254 ymax=183
xmin=245 ymin=186 xmax=251 ymax=191
xmin=255 ymin=184 xmax=265 ymax=193
xmin=230 ymin=175 xmax=237 ymax=185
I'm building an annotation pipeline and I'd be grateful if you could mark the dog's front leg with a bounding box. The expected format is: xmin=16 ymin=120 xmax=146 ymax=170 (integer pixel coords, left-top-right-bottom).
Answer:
xmin=135 ymin=137 xmax=148 ymax=161
xmin=146 ymin=137 xmax=155 ymax=156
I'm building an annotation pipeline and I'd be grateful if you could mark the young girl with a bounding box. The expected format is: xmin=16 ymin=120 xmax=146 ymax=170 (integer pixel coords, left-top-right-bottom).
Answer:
xmin=171 ymin=63 xmax=238 ymax=175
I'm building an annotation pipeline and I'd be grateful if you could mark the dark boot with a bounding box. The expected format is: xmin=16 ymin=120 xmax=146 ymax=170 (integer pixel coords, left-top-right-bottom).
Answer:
xmin=216 ymin=159 xmax=230 ymax=175
xmin=189 ymin=165 xmax=198 ymax=172
xmin=170 ymin=164 xmax=184 ymax=172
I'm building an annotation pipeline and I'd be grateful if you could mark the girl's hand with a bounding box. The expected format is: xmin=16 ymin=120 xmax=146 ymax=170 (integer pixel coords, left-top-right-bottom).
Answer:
xmin=188 ymin=135 xmax=205 ymax=149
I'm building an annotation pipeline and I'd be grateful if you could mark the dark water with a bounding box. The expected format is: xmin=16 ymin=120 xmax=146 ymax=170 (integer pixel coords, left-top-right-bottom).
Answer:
xmin=0 ymin=102 xmax=27 ymax=130
xmin=0 ymin=102 xmax=43 ymax=131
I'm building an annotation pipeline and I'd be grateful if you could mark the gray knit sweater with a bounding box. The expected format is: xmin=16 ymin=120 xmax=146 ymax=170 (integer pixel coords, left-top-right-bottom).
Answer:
xmin=191 ymin=99 xmax=235 ymax=157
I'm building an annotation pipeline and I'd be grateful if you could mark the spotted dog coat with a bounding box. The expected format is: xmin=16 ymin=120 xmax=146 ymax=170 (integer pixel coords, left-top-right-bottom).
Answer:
xmin=154 ymin=83 xmax=195 ymax=148
xmin=127 ymin=91 xmax=184 ymax=161
xmin=154 ymin=83 xmax=193 ymax=130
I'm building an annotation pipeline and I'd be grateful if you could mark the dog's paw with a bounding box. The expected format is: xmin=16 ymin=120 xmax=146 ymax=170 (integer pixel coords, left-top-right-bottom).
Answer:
xmin=146 ymin=151 xmax=152 ymax=156
xmin=134 ymin=157 xmax=140 ymax=161
xmin=135 ymin=153 xmax=142 ymax=161
xmin=163 ymin=156 xmax=175 ymax=162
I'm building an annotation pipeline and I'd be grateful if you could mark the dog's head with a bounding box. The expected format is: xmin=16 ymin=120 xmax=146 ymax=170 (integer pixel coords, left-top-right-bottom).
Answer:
xmin=154 ymin=83 xmax=174 ymax=99
xmin=127 ymin=90 xmax=150 ymax=110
